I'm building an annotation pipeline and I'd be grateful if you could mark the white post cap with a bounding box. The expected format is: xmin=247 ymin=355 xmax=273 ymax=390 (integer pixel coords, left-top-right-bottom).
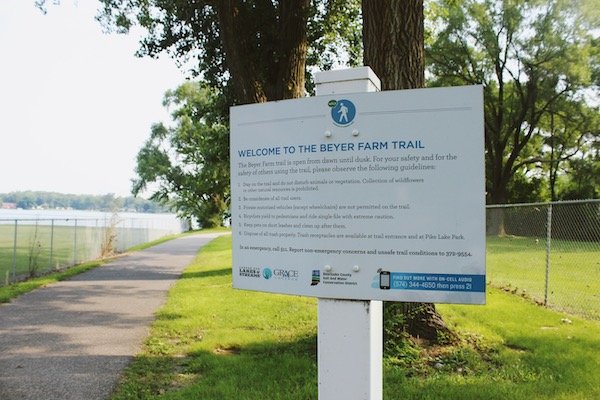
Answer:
xmin=314 ymin=66 xmax=381 ymax=96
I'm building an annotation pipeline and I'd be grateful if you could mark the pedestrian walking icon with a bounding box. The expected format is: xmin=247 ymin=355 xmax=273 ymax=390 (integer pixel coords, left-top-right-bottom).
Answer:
xmin=330 ymin=99 xmax=356 ymax=126
xmin=338 ymin=102 xmax=349 ymax=123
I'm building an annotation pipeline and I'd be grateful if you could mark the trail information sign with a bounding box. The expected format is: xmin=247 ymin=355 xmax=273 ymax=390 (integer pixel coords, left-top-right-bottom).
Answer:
xmin=230 ymin=85 xmax=485 ymax=304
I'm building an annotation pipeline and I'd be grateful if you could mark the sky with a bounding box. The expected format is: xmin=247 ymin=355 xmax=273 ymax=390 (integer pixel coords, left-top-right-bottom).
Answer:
xmin=0 ymin=0 xmax=186 ymax=197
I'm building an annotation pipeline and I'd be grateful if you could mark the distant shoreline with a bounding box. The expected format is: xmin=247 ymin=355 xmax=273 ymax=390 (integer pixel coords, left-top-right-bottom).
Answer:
xmin=0 ymin=191 xmax=169 ymax=214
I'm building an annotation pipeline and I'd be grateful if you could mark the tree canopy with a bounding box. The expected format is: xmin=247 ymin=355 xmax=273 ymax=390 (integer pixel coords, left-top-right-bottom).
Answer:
xmin=426 ymin=0 xmax=599 ymax=203
xmin=132 ymin=82 xmax=229 ymax=227
xmin=90 ymin=0 xmax=361 ymax=104
xmin=95 ymin=0 xmax=598 ymax=204
xmin=35 ymin=0 xmax=599 ymax=204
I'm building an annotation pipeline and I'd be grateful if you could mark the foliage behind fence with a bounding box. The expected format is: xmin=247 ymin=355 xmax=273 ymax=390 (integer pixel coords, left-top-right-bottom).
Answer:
xmin=486 ymin=200 xmax=600 ymax=320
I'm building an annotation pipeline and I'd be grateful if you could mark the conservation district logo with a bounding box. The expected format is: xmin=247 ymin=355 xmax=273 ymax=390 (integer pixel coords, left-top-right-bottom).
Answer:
xmin=311 ymin=270 xmax=321 ymax=286
xmin=329 ymin=99 xmax=356 ymax=127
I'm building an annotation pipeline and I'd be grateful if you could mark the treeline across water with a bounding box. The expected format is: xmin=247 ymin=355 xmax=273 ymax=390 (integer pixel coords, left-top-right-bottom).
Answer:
xmin=0 ymin=191 xmax=169 ymax=213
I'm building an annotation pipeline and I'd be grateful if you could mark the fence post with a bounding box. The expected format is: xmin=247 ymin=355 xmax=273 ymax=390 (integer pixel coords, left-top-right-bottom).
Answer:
xmin=73 ymin=219 xmax=78 ymax=265
xmin=12 ymin=220 xmax=18 ymax=283
xmin=544 ymin=204 xmax=552 ymax=306
xmin=49 ymin=219 xmax=55 ymax=270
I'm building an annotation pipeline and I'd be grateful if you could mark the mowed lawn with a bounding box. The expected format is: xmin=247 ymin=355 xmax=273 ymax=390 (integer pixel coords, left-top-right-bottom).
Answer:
xmin=112 ymin=235 xmax=600 ymax=400
xmin=486 ymin=235 xmax=600 ymax=319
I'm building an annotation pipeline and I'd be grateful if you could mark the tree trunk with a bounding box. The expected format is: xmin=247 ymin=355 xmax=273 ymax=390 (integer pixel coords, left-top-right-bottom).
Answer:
xmin=362 ymin=0 xmax=424 ymax=90
xmin=275 ymin=0 xmax=310 ymax=100
xmin=216 ymin=0 xmax=309 ymax=104
xmin=216 ymin=0 xmax=268 ymax=104
xmin=363 ymin=0 xmax=456 ymax=344
xmin=487 ymin=207 xmax=506 ymax=236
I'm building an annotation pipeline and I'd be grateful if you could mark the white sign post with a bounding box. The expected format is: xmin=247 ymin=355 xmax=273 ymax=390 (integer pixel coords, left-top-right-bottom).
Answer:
xmin=314 ymin=67 xmax=383 ymax=400
xmin=229 ymin=67 xmax=485 ymax=400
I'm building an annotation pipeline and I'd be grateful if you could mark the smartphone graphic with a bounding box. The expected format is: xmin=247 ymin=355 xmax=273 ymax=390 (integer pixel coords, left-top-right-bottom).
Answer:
xmin=379 ymin=271 xmax=390 ymax=290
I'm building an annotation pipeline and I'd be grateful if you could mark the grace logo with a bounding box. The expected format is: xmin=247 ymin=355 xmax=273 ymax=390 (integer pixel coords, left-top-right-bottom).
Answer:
xmin=329 ymin=99 xmax=356 ymax=127
xmin=273 ymin=268 xmax=299 ymax=280
xmin=262 ymin=267 xmax=273 ymax=280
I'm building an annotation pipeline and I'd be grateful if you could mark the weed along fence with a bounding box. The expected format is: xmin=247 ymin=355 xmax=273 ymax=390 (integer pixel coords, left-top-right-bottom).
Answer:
xmin=0 ymin=214 xmax=184 ymax=286
xmin=486 ymin=199 xmax=600 ymax=319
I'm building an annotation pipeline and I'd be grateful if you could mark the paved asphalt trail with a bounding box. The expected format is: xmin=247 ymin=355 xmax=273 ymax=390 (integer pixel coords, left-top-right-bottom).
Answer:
xmin=0 ymin=232 xmax=228 ymax=400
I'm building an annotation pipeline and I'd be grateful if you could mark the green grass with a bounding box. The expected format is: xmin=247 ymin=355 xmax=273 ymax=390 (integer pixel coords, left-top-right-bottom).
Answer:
xmin=124 ymin=227 xmax=228 ymax=250
xmin=112 ymin=235 xmax=600 ymax=400
xmin=487 ymin=235 xmax=600 ymax=318
xmin=0 ymin=230 xmax=228 ymax=303
xmin=127 ymin=228 xmax=230 ymax=253
xmin=112 ymin=235 xmax=317 ymax=400
xmin=126 ymin=232 xmax=190 ymax=252
xmin=386 ymin=293 xmax=600 ymax=399
xmin=0 ymin=258 xmax=106 ymax=303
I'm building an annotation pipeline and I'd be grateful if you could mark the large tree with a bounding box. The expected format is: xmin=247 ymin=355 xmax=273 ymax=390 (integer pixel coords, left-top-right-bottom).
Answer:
xmin=132 ymin=82 xmax=230 ymax=227
xmin=83 ymin=0 xmax=360 ymax=105
xmin=363 ymin=0 xmax=424 ymax=90
xmin=539 ymin=99 xmax=600 ymax=201
xmin=426 ymin=0 xmax=599 ymax=204
xmin=363 ymin=0 xmax=455 ymax=344
xmin=559 ymin=153 xmax=600 ymax=200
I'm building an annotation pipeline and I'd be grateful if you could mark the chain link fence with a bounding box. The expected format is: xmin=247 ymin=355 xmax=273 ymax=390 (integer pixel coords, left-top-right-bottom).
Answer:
xmin=0 ymin=214 xmax=185 ymax=287
xmin=3 ymin=203 xmax=598 ymax=318
xmin=486 ymin=199 xmax=600 ymax=320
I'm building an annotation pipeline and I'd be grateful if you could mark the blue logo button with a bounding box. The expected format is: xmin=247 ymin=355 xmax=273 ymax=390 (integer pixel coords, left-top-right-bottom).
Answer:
xmin=262 ymin=268 xmax=273 ymax=280
xmin=330 ymin=99 xmax=356 ymax=126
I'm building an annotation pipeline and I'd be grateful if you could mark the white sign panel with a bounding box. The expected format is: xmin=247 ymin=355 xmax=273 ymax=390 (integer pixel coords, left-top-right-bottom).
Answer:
xmin=230 ymin=85 xmax=485 ymax=304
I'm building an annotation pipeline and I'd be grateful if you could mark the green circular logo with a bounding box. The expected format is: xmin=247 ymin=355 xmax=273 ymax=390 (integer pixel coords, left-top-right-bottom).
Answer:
xmin=262 ymin=268 xmax=273 ymax=280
